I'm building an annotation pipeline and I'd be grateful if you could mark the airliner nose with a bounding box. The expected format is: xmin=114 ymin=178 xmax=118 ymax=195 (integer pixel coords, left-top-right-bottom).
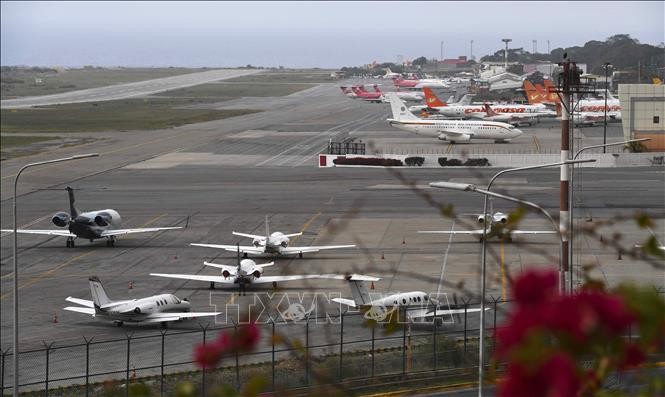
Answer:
xmin=513 ymin=128 xmax=524 ymax=137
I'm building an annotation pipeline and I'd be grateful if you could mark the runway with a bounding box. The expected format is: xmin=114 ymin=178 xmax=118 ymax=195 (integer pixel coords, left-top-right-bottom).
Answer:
xmin=0 ymin=77 xmax=663 ymax=391
xmin=0 ymin=69 xmax=262 ymax=109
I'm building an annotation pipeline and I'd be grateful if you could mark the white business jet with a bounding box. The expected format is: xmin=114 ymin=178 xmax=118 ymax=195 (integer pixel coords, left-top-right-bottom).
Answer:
xmin=191 ymin=216 xmax=355 ymax=258
xmin=64 ymin=276 xmax=220 ymax=327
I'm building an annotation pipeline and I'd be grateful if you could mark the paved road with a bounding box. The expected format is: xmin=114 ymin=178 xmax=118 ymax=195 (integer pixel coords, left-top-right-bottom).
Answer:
xmin=0 ymin=69 xmax=261 ymax=109
xmin=0 ymin=78 xmax=662 ymax=392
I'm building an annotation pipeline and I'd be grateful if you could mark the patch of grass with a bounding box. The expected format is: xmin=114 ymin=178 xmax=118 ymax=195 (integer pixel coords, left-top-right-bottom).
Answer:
xmin=0 ymin=135 xmax=59 ymax=149
xmin=1 ymin=66 xmax=210 ymax=99
xmin=226 ymin=70 xmax=336 ymax=84
xmin=0 ymin=98 xmax=262 ymax=133
xmin=155 ymin=82 xmax=315 ymax=99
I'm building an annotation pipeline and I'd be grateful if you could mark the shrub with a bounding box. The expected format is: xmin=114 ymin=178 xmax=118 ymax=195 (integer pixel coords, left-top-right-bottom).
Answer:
xmin=404 ymin=156 xmax=425 ymax=166
xmin=463 ymin=158 xmax=491 ymax=166
xmin=438 ymin=157 xmax=490 ymax=167
xmin=333 ymin=157 xmax=403 ymax=166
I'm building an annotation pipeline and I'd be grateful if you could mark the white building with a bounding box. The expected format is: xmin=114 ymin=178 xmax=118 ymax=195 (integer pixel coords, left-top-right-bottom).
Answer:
xmin=618 ymin=84 xmax=665 ymax=151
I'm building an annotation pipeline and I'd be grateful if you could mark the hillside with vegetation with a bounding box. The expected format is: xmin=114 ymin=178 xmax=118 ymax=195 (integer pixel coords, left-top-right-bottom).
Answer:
xmin=481 ymin=34 xmax=664 ymax=77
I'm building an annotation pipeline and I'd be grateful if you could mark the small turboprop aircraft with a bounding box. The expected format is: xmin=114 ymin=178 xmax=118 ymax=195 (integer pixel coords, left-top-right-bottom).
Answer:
xmin=152 ymin=246 xmax=377 ymax=294
xmin=64 ymin=276 xmax=220 ymax=327
xmin=418 ymin=211 xmax=556 ymax=242
xmin=332 ymin=277 xmax=486 ymax=324
xmin=1 ymin=187 xmax=182 ymax=247
xmin=191 ymin=216 xmax=355 ymax=258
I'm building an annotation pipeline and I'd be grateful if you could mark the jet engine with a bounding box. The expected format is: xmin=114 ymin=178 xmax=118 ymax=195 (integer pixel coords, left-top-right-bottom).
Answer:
xmin=52 ymin=212 xmax=71 ymax=227
xmin=252 ymin=270 xmax=261 ymax=278
xmin=253 ymin=239 xmax=261 ymax=247
xmin=280 ymin=240 xmax=289 ymax=248
xmin=496 ymin=215 xmax=508 ymax=224
xmin=477 ymin=215 xmax=485 ymax=224
xmin=438 ymin=133 xmax=471 ymax=142
xmin=222 ymin=270 xmax=231 ymax=279
xmin=94 ymin=212 xmax=113 ymax=227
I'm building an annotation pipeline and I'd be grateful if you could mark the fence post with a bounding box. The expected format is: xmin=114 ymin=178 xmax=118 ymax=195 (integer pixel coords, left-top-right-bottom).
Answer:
xmin=492 ymin=297 xmax=499 ymax=354
xmin=371 ymin=325 xmax=375 ymax=380
xmin=402 ymin=307 xmax=407 ymax=376
xmin=271 ymin=320 xmax=275 ymax=392
xmin=200 ymin=324 xmax=208 ymax=397
xmin=125 ymin=332 xmax=134 ymax=397
xmin=234 ymin=323 xmax=240 ymax=390
xmin=305 ymin=318 xmax=309 ymax=386
xmin=160 ymin=330 xmax=167 ymax=397
xmin=433 ymin=306 xmax=438 ymax=370
xmin=338 ymin=310 xmax=345 ymax=381
xmin=1 ymin=348 xmax=7 ymax=395
xmin=463 ymin=301 xmax=469 ymax=356
xmin=43 ymin=341 xmax=54 ymax=397
xmin=83 ymin=336 xmax=94 ymax=397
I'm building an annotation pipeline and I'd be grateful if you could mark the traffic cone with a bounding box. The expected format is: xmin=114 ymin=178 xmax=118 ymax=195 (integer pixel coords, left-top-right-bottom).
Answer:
xmin=174 ymin=253 xmax=178 ymax=260
xmin=128 ymin=281 xmax=134 ymax=290
xmin=52 ymin=314 xmax=58 ymax=323
xmin=381 ymin=252 xmax=385 ymax=260
xmin=402 ymin=237 xmax=406 ymax=245
xmin=370 ymin=281 xmax=375 ymax=290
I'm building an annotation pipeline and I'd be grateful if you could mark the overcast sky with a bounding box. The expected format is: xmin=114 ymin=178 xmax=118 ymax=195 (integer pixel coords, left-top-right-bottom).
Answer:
xmin=1 ymin=1 xmax=663 ymax=68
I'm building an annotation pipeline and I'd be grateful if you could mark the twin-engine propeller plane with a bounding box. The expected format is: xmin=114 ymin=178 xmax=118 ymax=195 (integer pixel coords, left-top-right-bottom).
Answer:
xmin=1 ymin=187 xmax=182 ymax=247
xmin=64 ymin=276 xmax=220 ymax=327
xmin=191 ymin=216 xmax=356 ymax=258
xmin=152 ymin=246 xmax=377 ymax=295
xmin=418 ymin=210 xmax=556 ymax=242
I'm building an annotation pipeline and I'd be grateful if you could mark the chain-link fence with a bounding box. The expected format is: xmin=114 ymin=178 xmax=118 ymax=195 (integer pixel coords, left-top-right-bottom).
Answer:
xmin=1 ymin=299 xmax=509 ymax=396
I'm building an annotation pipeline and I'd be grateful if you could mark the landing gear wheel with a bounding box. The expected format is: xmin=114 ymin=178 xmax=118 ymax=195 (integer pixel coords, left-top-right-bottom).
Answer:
xmin=66 ymin=237 xmax=75 ymax=248
xmin=243 ymin=252 xmax=248 ymax=258
xmin=161 ymin=322 xmax=168 ymax=329
xmin=109 ymin=237 xmax=115 ymax=247
xmin=298 ymin=252 xmax=303 ymax=259
xmin=209 ymin=282 xmax=215 ymax=290
xmin=272 ymin=281 xmax=278 ymax=289
xmin=116 ymin=321 xmax=124 ymax=327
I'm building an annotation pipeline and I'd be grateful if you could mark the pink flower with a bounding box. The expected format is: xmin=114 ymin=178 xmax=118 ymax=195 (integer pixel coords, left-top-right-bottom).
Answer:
xmin=619 ymin=343 xmax=646 ymax=370
xmin=193 ymin=341 xmax=224 ymax=369
xmin=512 ymin=269 xmax=558 ymax=307
xmin=234 ymin=322 xmax=260 ymax=351
xmin=499 ymin=353 xmax=581 ymax=397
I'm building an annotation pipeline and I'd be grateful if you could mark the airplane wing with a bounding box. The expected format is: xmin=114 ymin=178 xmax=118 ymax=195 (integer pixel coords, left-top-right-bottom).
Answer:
xmin=65 ymin=297 xmax=94 ymax=307
xmin=203 ymin=262 xmax=239 ymax=275
xmin=144 ymin=311 xmax=221 ymax=322
xmin=149 ymin=273 xmax=236 ymax=284
xmin=435 ymin=128 xmax=475 ymax=138
xmin=64 ymin=307 xmax=96 ymax=315
xmin=252 ymin=273 xmax=379 ymax=284
xmin=283 ymin=233 xmax=303 ymax=238
xmin=100 ymin=227 xmax=182 ymax=237
xmin=280 ymin=244 xmax=356 ymax=255
xmin=331 ymin=298 xmax=357 ymax=308
xmin=1 ymin=229 xmax=76 ymax=237
xmin=232 ymin=232 xmax=264 ymax=240
xmin=418 ymin=230 xmax=484 ymax=235
xmin=406 ymin=306 xmax=486 ymax=320
xmin=190 ymin=243 xmax=265 ymax=255
xmin=509 ymin=230 xmax=557 ymax=235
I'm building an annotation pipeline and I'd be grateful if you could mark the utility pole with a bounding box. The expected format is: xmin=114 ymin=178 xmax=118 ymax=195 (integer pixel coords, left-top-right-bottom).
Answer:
xmin=440 ymin=41 xmax=444 ymax=62
xmin=502 ymin=38 xmax=512 ymax=70
xmin=533 ymin=40 xmax=537 ymax=54
xmin=559 ymin=60 xmax=571 ymax=293
xmin=470 ymin=40 xmax=474 ymax=60
xmin=547 ymin=40 xmax=550 ymax=54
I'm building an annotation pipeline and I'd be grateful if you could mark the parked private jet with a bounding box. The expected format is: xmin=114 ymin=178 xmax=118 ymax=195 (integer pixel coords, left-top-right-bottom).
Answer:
xmin=332 ymin=276 xmax=485 ymax=324
xmin=151 ymin=248 xmax=378 ymax=294
xmin=418 ymin=211 xmax=556 ymax=242
xmin=191 ymin=216 xmax=356 ymax=258
xmin=64 ymin=276 xmax=220 ymax=327
xmin=386 ymin=93 xmax=523 ymax=143
xmin=1 ymin=187 xmax=182 ymax=247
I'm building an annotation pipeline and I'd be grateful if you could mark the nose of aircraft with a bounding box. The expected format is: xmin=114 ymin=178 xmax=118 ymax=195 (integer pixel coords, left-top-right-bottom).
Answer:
xmin=513 ymin=128 xmax=524 ymax=138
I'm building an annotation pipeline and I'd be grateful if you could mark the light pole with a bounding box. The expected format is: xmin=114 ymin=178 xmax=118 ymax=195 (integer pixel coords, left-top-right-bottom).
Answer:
xmin=430 ymin=158 xmax=595 ymax=397
xmin=12 ymin=153 xmax=98 ymax=396
xmin=501 ymin=38 xmax=512 ymax=71
xmin=568 ymin=138 xmax=649 ymax=292
xmin=602 ymin=63 xmax=612 ymax=153
xmin=440 ymin=41 xmax=444 ymax=63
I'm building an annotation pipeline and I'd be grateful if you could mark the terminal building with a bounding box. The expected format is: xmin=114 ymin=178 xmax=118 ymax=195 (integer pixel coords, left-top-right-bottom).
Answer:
xmin=618 ymin=84 xmax=665 ymax=151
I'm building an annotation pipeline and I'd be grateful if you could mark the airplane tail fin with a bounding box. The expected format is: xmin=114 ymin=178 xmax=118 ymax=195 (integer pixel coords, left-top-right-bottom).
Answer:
xmin=66 ymin=187 xmax=79 ymax=218
xmin=484 ymin=103 xmax=498 ymax=117
xmin=523 ymin=80 xmax=543 ymax=104
xmin=89 ymin=276 xmax=112 ymax=311
xmin=542 ymin=80 xmax=560 ymax=103
xmin=387 ymin=93 xmax=420 ymax=121
xmin=348 ymin=280 xmax=372 ymax=306
xmin=457 ymin=93 xmax=473 ymax=106
xmin=422 ymin=87 xmax=446 ymax=107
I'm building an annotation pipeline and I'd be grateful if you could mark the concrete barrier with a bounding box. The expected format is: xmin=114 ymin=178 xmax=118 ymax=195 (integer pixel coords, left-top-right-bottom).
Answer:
xmin=318 ymin=152 xmax=665 ymax=168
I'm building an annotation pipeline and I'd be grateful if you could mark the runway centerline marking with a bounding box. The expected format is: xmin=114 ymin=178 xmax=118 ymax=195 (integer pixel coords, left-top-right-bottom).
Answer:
xmin=289 ymin=212 xmax=322 ymax=245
